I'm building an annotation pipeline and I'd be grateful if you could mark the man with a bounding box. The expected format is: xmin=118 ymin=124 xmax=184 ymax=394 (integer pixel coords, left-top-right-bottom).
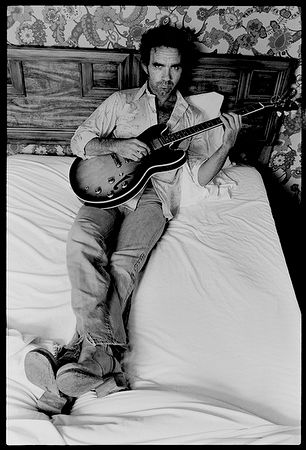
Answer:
xmin=24 ymin=24 xmax=241 ymax=415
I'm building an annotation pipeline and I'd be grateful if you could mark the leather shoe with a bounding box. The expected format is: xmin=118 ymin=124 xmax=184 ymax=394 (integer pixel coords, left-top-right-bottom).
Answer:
xmin=56 ymin=339 xmax=123 ymax=397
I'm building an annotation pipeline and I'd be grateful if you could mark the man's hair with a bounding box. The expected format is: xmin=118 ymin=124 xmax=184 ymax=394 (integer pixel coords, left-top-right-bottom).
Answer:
xmin=139 ymin=24 xmax=198 ymax=71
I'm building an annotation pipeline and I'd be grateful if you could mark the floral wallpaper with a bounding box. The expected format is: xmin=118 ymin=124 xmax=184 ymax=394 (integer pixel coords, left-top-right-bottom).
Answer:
xmin=7 ymin=5 xmax=302 ymax=200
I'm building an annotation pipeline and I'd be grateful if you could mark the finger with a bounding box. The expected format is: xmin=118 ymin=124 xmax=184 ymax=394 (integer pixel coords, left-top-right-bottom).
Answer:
xmin=229 ymin=113 xmax=241 ymax=127
xmin=221 ymin=113 xmax=241 ymax=129
xmin=124 ymin=150 xmax=139 ymax=161
xmin=135 ymin=140 xmax=151 ymax=155
xmin=137 ymin=147 xmax=149 ymax=157
xmin=137 ymin=148 xmax=147 ymax=157
xmin=132 ymin=149 xmax=145 ymax=159
xmin=134 ymin=150 xmax=144 ymax=161
xmin=129 ymin=145 xmax=146 ymax=158
xmin=231 ymin=113 xmax=242 ymax=129
xmin=220 ymin=114 xmax=231 ymax=128
xmin=223 ymin=112 xmax=236 ymax=124
xmin=129 ymin=154 xmax=140 ymax=162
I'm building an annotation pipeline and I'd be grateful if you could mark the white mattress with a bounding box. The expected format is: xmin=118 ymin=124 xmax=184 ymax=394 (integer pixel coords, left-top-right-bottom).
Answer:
xmin=7 ymin=154 xmax=301 ymax=444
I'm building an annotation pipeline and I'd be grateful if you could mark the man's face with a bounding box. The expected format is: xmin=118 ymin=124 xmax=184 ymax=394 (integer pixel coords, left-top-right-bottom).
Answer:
xmin=142 ymin=46 xmax=183 ymax=100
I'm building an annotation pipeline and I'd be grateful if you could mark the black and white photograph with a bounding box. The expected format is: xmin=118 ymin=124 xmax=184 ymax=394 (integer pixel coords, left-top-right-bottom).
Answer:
xmin=7 ymin=5 xmax=302 ymax=445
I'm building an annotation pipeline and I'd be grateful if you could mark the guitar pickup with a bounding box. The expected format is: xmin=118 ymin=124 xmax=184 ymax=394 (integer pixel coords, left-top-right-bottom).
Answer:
xmin=94 ymin=186 xmax=102 ymax=194
xmin=111 ymin=153 xmax=122 ymax=168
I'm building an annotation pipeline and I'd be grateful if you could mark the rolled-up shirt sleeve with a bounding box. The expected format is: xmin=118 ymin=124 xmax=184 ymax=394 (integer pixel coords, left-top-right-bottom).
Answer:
xmin=185 ymin=109 xmax=223 ymax=186
xmin=70 ymin=92 xmax=122 ymax=159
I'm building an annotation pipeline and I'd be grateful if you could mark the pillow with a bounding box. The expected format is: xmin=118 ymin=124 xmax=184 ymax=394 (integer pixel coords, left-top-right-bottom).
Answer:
xmin=186 ymin=91 xmax=224 ymax=120
xmin=181 ymin=92 xmax=235 ymax=207
xmin=185 ymin=91 xmax=226 ymax=163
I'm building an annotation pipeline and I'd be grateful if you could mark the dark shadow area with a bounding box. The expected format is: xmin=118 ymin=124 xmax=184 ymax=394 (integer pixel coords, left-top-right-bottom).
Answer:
xmin=259 ymin=166 xmax=303 ymax=309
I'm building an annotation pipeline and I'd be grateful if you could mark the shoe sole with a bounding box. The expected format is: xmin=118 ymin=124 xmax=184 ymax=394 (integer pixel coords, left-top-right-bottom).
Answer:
xmin=36 ymin=391 xmax=68 ymax=416
xmin=56 ymin=367 xmax=106 ymax=397
xmin=24 ymin=348 xmax=59 ymax=394
xmin=95 ymin=376 xmax=129 ymax=398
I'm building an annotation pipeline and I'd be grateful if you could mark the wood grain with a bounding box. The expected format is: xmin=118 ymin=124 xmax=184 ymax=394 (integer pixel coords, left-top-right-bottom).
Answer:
xmin=7 ymin=45 xmax=298 ymax=164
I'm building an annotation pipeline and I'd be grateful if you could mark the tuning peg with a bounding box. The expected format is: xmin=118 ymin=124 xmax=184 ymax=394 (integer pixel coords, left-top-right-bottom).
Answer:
xmin=288 ymin=87 xmax=297 ymax=99
xmin=291 ymin=100 xmax=300 ymax=109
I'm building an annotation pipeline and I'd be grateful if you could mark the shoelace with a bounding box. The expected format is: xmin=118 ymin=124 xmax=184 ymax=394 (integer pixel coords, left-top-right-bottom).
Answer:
xmin=52 ymin=343 xmax=62 ymax=358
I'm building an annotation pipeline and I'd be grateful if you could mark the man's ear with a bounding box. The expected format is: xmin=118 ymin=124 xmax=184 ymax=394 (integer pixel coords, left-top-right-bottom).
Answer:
xmin=141 ymin=62 xmax=148 ymax=75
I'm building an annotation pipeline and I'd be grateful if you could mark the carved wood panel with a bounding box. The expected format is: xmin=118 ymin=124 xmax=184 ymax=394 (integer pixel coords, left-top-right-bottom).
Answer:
xmin=7 ymin=46 xmax=133 ymax=143
xmin=81 ymin=53 xmax=130 ymax=97
xmin=7 ymin=45 xmax=298 ymax=161
xmin=7 ymin=60 xmax=25 ymax=96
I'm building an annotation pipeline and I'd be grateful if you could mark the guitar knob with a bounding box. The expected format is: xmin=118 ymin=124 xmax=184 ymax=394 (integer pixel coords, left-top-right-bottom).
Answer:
xmin=107 ymin=191 xmax=114 ymax=198
xmin=95 ymin=186 xmax=102 ymax=194
xmin=121 ymin=181 xmax=128 ymax=188
xmin=108 ymin=177 xmax=115 ymax=184
xmin=111 ymin=153 xmax=122 ymax=168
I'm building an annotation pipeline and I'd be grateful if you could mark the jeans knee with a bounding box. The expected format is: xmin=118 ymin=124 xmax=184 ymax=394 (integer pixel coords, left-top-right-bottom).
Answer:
xmin=111 ymin=252 xmax=135 ymax=282
xmin=67 ymin=219 xmax=108 ymax=266
xmin=109 ymin=250 xmax=142 ymax=299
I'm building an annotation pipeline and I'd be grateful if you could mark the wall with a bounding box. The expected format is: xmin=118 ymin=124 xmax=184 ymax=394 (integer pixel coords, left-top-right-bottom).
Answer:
xmin=7 ymin=5 xmax=302 ymax=200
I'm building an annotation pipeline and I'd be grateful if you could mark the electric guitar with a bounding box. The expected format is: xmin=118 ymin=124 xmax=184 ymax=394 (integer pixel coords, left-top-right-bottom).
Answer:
xmin=69 ymin=92 xmax=298 ymax=209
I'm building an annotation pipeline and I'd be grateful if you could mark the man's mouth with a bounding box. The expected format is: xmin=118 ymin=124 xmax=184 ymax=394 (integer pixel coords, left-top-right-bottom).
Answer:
xmin=159 ymin=82 xmax=173 ymax=89
xmin=157 ymin=82 xmax=173 ymax=94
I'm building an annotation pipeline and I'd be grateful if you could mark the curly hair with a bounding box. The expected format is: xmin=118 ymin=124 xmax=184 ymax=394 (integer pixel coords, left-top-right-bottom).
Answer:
xmin=139 ymin=24 xmax=198 ymax=71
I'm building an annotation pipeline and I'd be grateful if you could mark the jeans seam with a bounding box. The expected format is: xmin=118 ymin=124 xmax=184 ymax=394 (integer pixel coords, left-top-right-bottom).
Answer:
xmin=122 ymin=217 xmax=166 ymax=308
xmin=132 ymin=218 xmax=166 ymax=273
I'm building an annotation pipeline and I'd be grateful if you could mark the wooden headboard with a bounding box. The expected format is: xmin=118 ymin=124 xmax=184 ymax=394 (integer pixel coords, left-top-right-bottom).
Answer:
xmin=7 ymin=45 xmax=298 ymax=164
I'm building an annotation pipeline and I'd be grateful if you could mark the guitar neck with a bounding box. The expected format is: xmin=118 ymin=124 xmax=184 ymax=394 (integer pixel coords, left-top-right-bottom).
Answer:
xmin=159 ymin=102 xmax=268 ymax=146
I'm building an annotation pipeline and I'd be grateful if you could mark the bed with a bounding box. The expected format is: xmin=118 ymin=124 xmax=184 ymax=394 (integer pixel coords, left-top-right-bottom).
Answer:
xmin=7 ymin=46 xmax=301 ymax=445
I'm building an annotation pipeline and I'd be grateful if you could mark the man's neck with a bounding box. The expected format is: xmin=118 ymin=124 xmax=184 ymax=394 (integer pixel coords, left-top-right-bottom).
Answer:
xmin=146 ymin=83 xmax=178 ymax=124
xmin=155 ymin=93 xmax=177 ymax=125
xmin=156 ymin=92 xmax=176 ymax=107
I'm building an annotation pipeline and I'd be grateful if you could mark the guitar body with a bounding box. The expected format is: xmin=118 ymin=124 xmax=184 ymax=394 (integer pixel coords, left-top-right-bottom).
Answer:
xmin=69 ymin=94 xmax=294 ymax=208
xmin=69 ymin=124 xmax=186 ymax=208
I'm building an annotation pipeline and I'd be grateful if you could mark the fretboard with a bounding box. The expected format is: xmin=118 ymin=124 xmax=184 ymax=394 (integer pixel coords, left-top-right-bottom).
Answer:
xmin=159 ymin=102 xmax=267 ymax=146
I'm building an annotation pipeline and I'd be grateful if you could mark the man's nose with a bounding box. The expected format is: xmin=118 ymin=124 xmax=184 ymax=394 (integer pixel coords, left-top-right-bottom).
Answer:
xmin=162 ymin=68 xmax=171 ymax=81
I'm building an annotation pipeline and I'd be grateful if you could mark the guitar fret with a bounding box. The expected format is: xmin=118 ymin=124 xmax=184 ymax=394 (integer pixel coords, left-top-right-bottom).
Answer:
xmin=159 ymin=135 xmax=168 ymax=145
xmin=161 ymin=102 xmax=268 ymax=147
xmin=169 ymin=118 xmax=222 ymax=143
xmin=237 ymin=103 xmax=264 ymax=116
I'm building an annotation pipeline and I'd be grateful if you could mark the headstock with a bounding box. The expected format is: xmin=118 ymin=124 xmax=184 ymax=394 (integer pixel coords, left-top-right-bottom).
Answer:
xmin=270 ymin=88 xmax=300 ymax=116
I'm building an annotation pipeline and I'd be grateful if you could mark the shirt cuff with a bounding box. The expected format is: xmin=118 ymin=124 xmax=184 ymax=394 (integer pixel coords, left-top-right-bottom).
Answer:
xmin=71 ymin=131 xmax=99 ymax=159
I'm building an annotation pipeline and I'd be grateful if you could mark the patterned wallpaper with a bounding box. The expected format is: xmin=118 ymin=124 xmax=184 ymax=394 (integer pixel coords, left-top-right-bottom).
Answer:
xmin=7 ymin=5 xmax=302 ymax=200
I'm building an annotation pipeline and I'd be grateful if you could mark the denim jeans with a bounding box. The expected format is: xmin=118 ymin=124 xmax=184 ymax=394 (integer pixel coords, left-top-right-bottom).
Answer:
xmin=66 ymin=184 xmax=167 ymax=349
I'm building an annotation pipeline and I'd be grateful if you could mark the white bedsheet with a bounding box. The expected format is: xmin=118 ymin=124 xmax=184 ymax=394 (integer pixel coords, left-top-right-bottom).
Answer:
xmin=7 ymin=154 xmax=301 ymax=444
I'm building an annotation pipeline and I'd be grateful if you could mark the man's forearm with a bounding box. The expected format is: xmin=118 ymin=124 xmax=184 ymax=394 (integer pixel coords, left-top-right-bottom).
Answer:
xmin=84 ymin=137 xmax=117 ymax=157
xmin=197 ymin=144 xmax=230 ymax=186
xmin=196 ymin=111 xmax=241 ymax=186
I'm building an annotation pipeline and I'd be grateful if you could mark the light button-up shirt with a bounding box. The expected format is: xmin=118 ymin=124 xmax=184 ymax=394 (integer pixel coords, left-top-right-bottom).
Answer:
xmin=71 ymin=82 xmax=216 ymax=219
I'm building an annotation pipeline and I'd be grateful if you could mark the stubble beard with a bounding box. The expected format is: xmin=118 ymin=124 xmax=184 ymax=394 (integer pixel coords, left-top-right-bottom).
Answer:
xmin=156 ymin=81 xmax=174 ymax=98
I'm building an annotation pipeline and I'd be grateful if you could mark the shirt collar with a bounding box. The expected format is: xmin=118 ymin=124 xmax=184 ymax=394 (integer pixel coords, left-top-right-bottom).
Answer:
xmin=134 ymin=82 xmax=149 ymax=100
